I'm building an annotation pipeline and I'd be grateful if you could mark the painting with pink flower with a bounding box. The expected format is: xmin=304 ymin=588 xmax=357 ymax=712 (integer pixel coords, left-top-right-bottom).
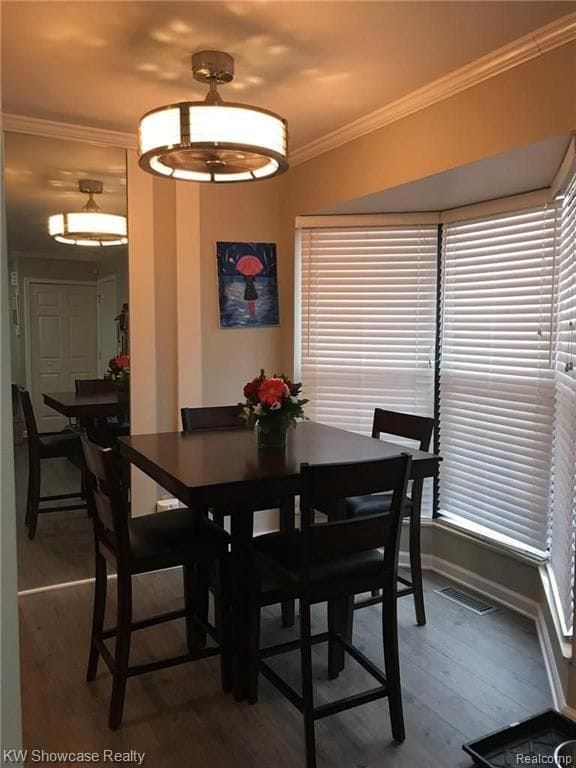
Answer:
xmin=217 ymin=241 xmax=280 ymax=328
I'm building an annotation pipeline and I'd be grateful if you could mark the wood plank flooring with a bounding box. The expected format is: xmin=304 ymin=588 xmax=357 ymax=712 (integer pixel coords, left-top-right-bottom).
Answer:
xmin=19 ymin=569 xmax=552 ymax=768
xmin=14 ymin=443 xmax=95 ymax=591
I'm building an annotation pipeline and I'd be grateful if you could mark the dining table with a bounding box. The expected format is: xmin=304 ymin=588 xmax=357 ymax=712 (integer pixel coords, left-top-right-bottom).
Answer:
xmin=118 ymin=420 xmax=441 ymax=700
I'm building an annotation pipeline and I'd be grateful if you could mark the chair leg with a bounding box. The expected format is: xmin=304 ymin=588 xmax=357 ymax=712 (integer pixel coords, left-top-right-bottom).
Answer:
xmin=337 ymin=595 xmax=354 ymax=673
xmin=87 ymin=551 xmax=107 ymax=682
xmin=246 ymin=572 xmax=261 ymax=704
xmin=218 ymin=558 xmax=234 ymax=693
xmin=327 ymin=598 xmax=344 ymax=680
xmin=212 ymin=509 xmax=225 ymax=528
xmin=280 ymin=496 xmax=296 ymax=628
xmin=300 ymin=601 xmax=317 ymax=768
xmin=409 ymin=511 xmax=426 ymax=626
xmin=108 ymin=569 xmax=132 ymax=730
xmin=184 ymin=563 xmax=209 ymax=651
xmin=27 ymin=452 xmax=41 ymax=540
xmin=382 ymin=588 xmax=405 ymax=742
xmin=210 ymin=509 xmax=225 ymax=636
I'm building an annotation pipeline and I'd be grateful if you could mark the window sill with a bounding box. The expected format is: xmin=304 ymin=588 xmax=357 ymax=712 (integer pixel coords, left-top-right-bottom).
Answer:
xmin=434 ymin=514 xmax=547 ymax=567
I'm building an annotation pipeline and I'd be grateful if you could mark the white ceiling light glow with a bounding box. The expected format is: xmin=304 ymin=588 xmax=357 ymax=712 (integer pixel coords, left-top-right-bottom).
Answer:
xmin=138 ymin=50 xmax=288 ymax=183
xmin=48 ymin=179 xmax=127 ymax=247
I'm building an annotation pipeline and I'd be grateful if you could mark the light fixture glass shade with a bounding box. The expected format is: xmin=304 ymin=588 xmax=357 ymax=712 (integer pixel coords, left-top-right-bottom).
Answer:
xmin=138 ymin=102 xmax=288 ymax=182
xmin=48 ymin=211 xmax=128 ymax=247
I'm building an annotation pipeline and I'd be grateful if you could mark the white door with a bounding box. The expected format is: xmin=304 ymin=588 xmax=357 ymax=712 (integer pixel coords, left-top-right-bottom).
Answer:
xmin=97 ymin=275 xmax=118 ymax=376
xmin=28 ymin=282 xmax=98 ymax=431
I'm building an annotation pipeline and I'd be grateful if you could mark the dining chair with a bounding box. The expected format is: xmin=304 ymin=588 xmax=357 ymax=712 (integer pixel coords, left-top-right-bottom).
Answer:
xmin=317 ymin=408 xmax=434 ymax=626
xmin=19 ymin=388 xmax=86 ymax=540
xmin=181 ymin=404 xmax=297 ymax=627
xmin=75 ymin=378 xmax=117 ymax=396
xmin=244 ymin=454 xmax=412 ymax=768
xmin=82 ymin=436 xmax=233 ymax=730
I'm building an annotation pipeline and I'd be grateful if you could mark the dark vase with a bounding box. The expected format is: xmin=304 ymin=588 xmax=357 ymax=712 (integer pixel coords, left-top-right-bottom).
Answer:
xmin=114 ymin=380 xmax=130 ymax=403
xmin=257 ymin=421 xmax=288 ymax=450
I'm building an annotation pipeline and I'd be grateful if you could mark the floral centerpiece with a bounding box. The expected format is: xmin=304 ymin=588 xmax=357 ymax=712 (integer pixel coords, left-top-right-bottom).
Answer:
xmin=105 ymin=354 xmax=130 ymax=393
xmin=241 ymin=369 xmax=307 ymax=449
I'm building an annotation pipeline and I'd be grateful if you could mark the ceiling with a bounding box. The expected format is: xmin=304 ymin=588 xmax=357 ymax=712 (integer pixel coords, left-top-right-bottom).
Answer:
xmin=319 ymin=133 xmax=572 ymax=214
xmin=4 ymin=132 xmax=127 ymax=260
xmin=2 ymin=1 xmax=574 ymax=150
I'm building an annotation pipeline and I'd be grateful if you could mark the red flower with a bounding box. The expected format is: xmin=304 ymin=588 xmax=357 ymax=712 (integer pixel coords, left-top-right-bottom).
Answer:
xmin=110 ymin=354 xmax=129 ymax=370
xmin=258 ymin=377 xmax=287 ymax=406
xmin=243 ymin=379 xmax=260 ymax=401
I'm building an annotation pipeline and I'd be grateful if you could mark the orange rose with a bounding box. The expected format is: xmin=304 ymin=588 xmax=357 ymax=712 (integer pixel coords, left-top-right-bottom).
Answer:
xmin=258 ymin=377 xmax=287 ymax=406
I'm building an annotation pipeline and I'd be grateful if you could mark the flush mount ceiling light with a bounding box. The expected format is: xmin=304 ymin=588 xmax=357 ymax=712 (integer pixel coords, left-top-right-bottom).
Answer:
xmin=138 ymin=50 xmax=288 ymax=183
xmin=48 ymin=179 xmax=128 ymax=247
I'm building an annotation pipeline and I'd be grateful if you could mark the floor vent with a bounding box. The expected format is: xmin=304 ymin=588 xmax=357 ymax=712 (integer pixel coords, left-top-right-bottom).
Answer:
xmin=434 ymin=586 xmax=497 ymax=615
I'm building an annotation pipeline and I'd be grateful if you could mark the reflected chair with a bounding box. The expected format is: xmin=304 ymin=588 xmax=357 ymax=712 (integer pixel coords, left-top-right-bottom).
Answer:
xmin=181 ymin=405 xmax=296 ymax=627
xmin=75 ymin=378 xmax=116 ymax=396
xmin=82 ymin=436 xmax=233 ymax=730
xmin=19 ymin=388 xmax=86 ymax=540
xmin=245 ymin=454 xmax=411 ymax=768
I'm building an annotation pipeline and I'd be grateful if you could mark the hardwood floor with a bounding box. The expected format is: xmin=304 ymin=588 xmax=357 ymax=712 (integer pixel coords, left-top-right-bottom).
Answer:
xmin=19 ymin=570 xmax=552 ymax=768
xmin=14 ymin=443 xmax=95 ymax=591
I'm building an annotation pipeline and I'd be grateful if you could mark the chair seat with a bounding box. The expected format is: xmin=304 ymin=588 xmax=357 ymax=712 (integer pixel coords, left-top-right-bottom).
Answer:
xmin=346 ymin=492 xmax=413 ymax=519
xmin=252 ymin=530 xmax=385 ymax=587
xmin=38 ymin=430 xmax=82 ymax=458
xmin=127 ymin=508 xmax=229 ymax=568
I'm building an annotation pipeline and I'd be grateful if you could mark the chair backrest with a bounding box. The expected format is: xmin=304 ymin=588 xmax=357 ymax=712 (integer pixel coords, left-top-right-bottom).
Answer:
xmin=75 ymin=378 xmax=116 ymax=396
xmin=81 ymin=436 xmax=130 ymax=552
xmin=299 ymin=454 xmax=411 ymax=578
xmin=18 ymin=388 xmax=39 ymax=441
xmin=181 ymin=404 xmax=243 ymax=432
xmin=372 ymin=408 xmax=434 ymax=452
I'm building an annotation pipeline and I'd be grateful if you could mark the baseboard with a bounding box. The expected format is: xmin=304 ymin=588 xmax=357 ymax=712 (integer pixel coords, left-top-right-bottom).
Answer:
xmin=535 ymin=607 xmax=567 ymax=712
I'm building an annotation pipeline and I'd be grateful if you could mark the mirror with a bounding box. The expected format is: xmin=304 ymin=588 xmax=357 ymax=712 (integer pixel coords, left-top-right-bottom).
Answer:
xmin=4 ymin=132 xmax=128 ymax=591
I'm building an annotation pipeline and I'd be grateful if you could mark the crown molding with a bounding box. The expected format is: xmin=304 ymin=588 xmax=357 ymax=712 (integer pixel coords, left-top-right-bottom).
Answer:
xmin=1 ymin=113 xmax=136 ymax=150
xmin=3 ymin=11 xmax=575 ymax=164
xmin=291 ymin=11 xmax=576 ymax=166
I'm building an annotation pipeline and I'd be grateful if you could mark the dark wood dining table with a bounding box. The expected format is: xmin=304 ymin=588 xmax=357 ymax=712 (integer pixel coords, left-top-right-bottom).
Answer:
xmin=118 ymin=420 xmax=441 ymax=700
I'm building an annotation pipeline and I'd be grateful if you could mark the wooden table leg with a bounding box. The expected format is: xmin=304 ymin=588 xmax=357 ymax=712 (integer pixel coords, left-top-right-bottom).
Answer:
xmin=230 ymin=507 xmax=254 ymax=702
xmin=279 ymin=495 xmax=296 ymax=627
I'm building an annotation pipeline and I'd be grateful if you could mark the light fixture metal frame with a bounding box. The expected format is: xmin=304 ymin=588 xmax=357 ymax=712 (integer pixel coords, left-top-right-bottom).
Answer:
xmin=137 ymin=50 xmax=289 ymax=183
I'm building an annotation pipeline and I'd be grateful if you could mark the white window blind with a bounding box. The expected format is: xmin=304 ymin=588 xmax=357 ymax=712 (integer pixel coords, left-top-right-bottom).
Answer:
xmin=297 ymin=224 xmax=438 ymax=513
xmin=550 ymin=176 xmax=576 ymax=635
xmin=439 ymin=206 xmax=558 ymax=555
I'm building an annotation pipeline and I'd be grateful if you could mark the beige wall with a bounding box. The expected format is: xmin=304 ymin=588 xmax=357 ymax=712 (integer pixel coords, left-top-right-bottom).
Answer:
xmin=279 ymin=41 xmax=576 ymax=373
xmin=199 ymin=178 xmax=284 ymax=404
xmin=97 ymin=250 xmax=128 ymax=315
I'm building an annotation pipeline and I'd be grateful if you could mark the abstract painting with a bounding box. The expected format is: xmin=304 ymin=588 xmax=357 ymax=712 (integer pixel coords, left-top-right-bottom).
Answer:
xmin=217 ymin=241 xmax=280 ymax=328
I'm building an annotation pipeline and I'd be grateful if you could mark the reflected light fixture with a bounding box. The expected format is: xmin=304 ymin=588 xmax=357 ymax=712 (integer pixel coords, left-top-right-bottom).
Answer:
xmin=138 ymin=50 xmax=288 ymax=183
xmin=48 ymin=179 xmax=128 ymax=247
